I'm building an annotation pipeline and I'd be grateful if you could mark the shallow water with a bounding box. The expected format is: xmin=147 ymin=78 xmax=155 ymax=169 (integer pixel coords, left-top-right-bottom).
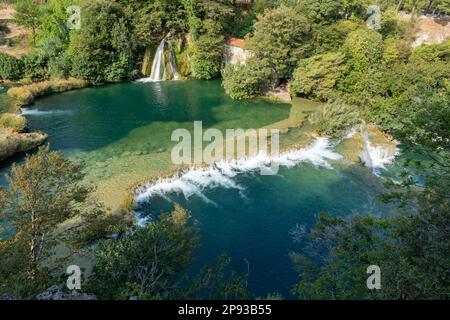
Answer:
xmin=0 ymin=80 xmax=398 ymax=296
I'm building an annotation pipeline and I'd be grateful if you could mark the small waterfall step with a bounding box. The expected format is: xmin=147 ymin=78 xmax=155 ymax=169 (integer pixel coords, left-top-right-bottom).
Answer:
xmin=137 ymin=38 xmax=180 ymax=83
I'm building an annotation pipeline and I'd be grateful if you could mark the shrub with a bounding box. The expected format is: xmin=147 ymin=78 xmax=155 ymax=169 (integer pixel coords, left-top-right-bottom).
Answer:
xmin=104 ymin=54 xmax=131 ymax=83
xmin=48 ymin=53 xmax=71 ymax=79
xmin=190 ymin=20 xmax=225 ymax=80
xmin=290 ymin=52 xmax=346 ymax=101
xmin=7 ymin=87 xmax=34 ymax=106
xmin=22 ymin=51 xmax=49 ymax=81
xmin=0 ymin=52 xmax=24 ymax=81
xmin=221 ymin=58 xmax=272 ymax=100
xmin=0 ymin=113 xmax=27 ymax=132
xmin=310 ymin=102 xmax=361 ymax=137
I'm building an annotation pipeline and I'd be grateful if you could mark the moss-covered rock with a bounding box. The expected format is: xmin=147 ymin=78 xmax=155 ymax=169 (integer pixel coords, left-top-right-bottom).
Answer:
xmin=0 ymin=129 xmax=48 ymax=162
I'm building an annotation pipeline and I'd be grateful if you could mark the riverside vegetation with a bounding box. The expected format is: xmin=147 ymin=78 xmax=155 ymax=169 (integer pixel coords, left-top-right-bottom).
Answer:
xmin=0 ymin=0 xmax=449 ymax=300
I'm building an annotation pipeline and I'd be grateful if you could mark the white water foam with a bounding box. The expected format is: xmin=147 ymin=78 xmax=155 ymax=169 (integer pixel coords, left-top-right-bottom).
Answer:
xmin=366 ymin=141 xmax=399 ymax=173
xmin=135 ymin=138 xmax=342 ymax=225
xmin=361 ymin=130 xmax=400 ymax=175
xmin=21 ymin=108 xmax=72 ymax=116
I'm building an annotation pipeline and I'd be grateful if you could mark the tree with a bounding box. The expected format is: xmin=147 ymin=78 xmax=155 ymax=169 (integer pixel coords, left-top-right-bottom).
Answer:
xmin=292 ymin=179 xmax=449 ymax=300
xmin=246 ymin=6 xmax=312 ymax=80
xmin=68 ymin=0 xmax=137 ymax=82
xmin=221 ymin=57 xmax=272 ymax=99
xmin=0 ymin=146 xmax=91 ymax=279
xmin=0 ymin=52 xmax=24 ymax=81
xmin=188 ymin=0 xmax=235 ymax=79
xmin=88 ymin=205 xmax=200 ymax=299
xmin=290 ymin=52 xmax=346 ymax=101
xmin=185 ymin=254 xmax=249 ymax=300
xmin=14 ymin=0 xmax=41 ymax=46
xmin=22 ymin=50 xmax=49 ymax=81
xmin=36 ymin=0 xmax=77 ymax=47
xmin=310 ymin=101 xmax=361 ymax=137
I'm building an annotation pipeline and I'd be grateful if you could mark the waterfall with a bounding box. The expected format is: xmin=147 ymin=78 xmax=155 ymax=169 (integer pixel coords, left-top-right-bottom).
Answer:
xmin=360 ymin=130 xmax=373 ymax=169
xmin=137 ymin=38 xmax=180 ymax=83
xmin=360 ymin=129 xmax=399 ymax=175
xmin=168 ymin=41 xmax=180 ymax=81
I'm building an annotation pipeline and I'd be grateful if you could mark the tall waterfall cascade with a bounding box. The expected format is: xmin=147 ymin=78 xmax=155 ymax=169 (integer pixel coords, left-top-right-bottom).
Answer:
xmin=138 ymin=38 xmax=180 ymax=83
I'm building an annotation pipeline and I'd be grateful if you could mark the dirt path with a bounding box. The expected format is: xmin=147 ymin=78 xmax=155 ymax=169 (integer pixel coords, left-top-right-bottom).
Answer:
xmin=0 ymin=4 xmax=31 ymax=57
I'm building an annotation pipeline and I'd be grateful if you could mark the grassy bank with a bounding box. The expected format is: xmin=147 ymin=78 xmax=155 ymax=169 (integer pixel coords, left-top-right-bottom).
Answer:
xmin=6 ymin=78 xmax=89 ymax=107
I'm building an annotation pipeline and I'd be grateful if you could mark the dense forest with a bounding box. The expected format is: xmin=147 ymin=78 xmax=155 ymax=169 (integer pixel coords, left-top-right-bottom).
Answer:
xmin=0 ymin=0 xmax=449 ymax=300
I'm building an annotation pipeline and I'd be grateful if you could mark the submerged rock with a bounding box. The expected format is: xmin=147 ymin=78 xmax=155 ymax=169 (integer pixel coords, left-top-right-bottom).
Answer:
xmin=0 ymin=129 xmax=48 ymax=162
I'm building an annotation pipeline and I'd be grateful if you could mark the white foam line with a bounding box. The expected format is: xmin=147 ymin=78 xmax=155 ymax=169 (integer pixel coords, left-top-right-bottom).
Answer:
xmin=21 ymin=108 xmax=72 ymax=116
xmin=135 ymin=138 xmax=341 ymax=211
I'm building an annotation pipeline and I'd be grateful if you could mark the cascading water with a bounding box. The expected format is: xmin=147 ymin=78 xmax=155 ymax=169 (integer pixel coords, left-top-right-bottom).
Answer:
xmin=168 ymin=41 xmax=180 ymax=81
xmin=361 ymin=129 xmax=399 ymax=175
xmin=134 ymin=138 xmax=342 ymax=226
xmin=137 ymin=38 xmax=180 ymax=83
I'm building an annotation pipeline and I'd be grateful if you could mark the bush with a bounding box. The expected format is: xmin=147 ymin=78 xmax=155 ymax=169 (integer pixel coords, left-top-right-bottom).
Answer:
xmin=0 ymin=113 xmax=27 ymax=132
xmin=221 ymin=58 xmax=272 ymax=100
xmin=7 ymin=87 xmax=34 ymax=106
xmin=7 ymin=78 xmax=88 ymax=106
xmin=104 ymin=54 xmax=132 ymax=83
xmin=310 ymin=102 xmax=361 ymax=137
xmin=22 ymin=52 xmax=49 ymax=82
xmin=290 ymin=52 xmax=346 ymax=101
xmin=190 ymin=20 xmax=225 ymax=80
xmin=48 ymin=53 xmax=71 ymax=79
xmin=0 ymin=52 xmax=24 ymax=81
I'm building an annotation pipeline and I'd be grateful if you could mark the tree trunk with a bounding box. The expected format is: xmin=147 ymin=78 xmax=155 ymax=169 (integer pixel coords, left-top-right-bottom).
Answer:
xmin=396 ymin=0 xmax=404 ymax=13
xmin=29 ymin=209 xmax=37 ymax=279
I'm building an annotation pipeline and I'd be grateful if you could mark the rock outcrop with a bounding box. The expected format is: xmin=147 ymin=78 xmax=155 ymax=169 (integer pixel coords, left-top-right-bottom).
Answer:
xmin=36 ymin=285 xmax=97 ymax=300
xmin=0 ymin=114 xmax=48 ymax=162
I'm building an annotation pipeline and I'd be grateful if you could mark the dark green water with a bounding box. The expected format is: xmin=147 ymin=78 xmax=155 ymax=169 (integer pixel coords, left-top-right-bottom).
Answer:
xmin=0 ymin=80 xmax=396 ymax=297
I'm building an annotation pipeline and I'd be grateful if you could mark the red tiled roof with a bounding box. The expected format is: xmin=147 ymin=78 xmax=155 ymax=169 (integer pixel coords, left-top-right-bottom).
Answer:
xmin=227 ymin=38 xmax=246 ymax=48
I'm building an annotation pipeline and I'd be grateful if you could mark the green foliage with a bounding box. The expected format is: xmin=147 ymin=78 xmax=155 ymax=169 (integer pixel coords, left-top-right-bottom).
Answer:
xmin=221 ymin=57 xmax=272 ymax=100
xmin=89 ymin=206 xmax=200 ymax=299
xmin=127 ymin=0 xmax=185 ymax=47
xmin=296 ymin=0 xmax=347 ymax=23
xmin=0 ymin=52 xmax=24 ymax=81
xmin=310 ymin=102 xmax=361 ymax=137
xmin=0 ymin=146 xmax=91 ymax=295
xmin=290 ymin=52 xmax=346 ymax=101
xmin=48 ymin=52 xmax=71 ymax=79
xmin=311 ymin=20 xmax=362 ymax=54
xmin=187 ymin=0 xmax=234 ymax=80
xmin=68 ymin=1 xmax=136 ymax=83
xmin=36 ymin=0 xmax=77 ymax=47
xmin=22 ymin=51 xmax=49 ymax=81
xmin=185 ymin=254 xmax=249 ymax=300
xmin=246 ymin=6 xmax=312 ymax=80
xmin=0 ymin=235 xmax=52 ymax=298
xmin=14 ymin=0 xmax=41 ymax=45
xmin=0 ymin=113 xmax=27 ymax=132
xmin=292 ymin=181 xmax=450 ymax=300
xmin=190 ymin=20 xmax=224 ymax=79
xmin=343 ymin=28 xmax=383 ymax=68
xmin=409 ymin=40 xmax=450 ymax=64
xmin=292 ymin=213 xmax=388 ymax=300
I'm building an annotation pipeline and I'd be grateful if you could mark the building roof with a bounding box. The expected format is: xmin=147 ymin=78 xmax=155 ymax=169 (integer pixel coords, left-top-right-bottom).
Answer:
xmin=227 ymin=38 xmax=246 ymax=48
